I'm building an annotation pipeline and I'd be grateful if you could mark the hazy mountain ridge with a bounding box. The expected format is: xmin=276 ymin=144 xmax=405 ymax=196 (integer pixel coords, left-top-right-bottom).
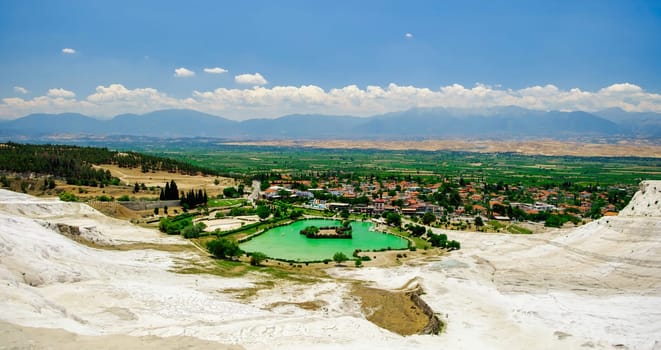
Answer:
xmin=1 ymin=107 xmax=659 ymax=139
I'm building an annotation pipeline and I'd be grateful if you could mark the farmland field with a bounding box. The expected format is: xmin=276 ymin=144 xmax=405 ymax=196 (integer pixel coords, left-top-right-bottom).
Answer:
xmin=110 ymin=142 xmax=661 ymax=187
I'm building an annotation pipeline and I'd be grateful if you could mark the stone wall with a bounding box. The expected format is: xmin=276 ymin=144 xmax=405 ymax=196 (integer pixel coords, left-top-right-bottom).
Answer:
xmin=118 ymin=200 xmax=180 ymax=211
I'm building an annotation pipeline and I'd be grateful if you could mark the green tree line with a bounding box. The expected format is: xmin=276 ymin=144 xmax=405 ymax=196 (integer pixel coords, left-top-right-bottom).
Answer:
xmin=0 ymin=142 xmax=218 ymax=186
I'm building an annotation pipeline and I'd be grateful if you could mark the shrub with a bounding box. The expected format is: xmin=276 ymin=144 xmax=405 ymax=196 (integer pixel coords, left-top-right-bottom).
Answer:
xmin=181 ymin=222 xmax=206 ymax=239
xmin=97 ymin=195 xmax=113 ymax=202
xmin=249 ymin=252 xmax=268 ymax=266
xmin=332 ymin=252 xmax=348 ymax=264
xmin=206 ymin=238 xmax=242 ymax=259
xmin=58 ymin=192 xmax=78 ymax=202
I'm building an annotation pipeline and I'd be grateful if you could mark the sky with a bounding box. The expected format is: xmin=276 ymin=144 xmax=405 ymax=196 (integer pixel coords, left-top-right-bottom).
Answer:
xmin=0 ymin=0 xmax=660 ymax=120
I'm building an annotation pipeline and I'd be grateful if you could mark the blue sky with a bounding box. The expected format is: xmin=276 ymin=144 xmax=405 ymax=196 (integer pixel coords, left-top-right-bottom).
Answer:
xmin=1 ymin=0 xmax=660 ymax=119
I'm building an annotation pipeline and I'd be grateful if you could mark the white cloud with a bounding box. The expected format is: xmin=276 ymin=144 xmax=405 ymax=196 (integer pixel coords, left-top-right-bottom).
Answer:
xmin=204 ymin=67 xmax=228 ymax=74
xmin=174 ymin=67 xmax=195 ymax=78
xmin=1 ymin=82 xmax=660 ymax=120
xmin=405 ymin=33 xmax=413 ymax=39
xmin=234 ymin=72 xmax=268 ymax=86
xmin=61 ymin=48 xmax=76 ymax=54
xmin=47 ymin=88 xmax=76 ymax=98
xmin=13 ymin=86 xmax=28 ymax=94
xmin=599 ymin=82 xmax=643 ymax=94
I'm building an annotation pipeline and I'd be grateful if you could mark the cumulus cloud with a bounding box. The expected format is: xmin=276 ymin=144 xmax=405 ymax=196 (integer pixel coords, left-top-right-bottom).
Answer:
xmin=234 ymin=72 xmax=268 ymax=86
xmin=174 ymin=67 xmax=195 ymax=78
xmin=599 ymin=83 xmax=643 ymax=94
xmin=1 ymin=82 xmax=660 ymax=120
xmin=47 ymin=88 xmax=76 ymax=98
xmin=405 ymin=33 xmax=413 ymax=39
xmin=204 ymin=67 xmax=228 ymax=74
xmin=61 ymin=48 xmax=76 ymax=54
xmin=13 ymin=86 xmax=28 ymax=94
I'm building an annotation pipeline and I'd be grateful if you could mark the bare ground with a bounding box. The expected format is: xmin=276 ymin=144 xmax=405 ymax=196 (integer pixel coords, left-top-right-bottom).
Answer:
xmin=0 ymin=321 xmax=244 ymax=350
xmin=352 ymin=283 xmax=429 ymax=336
xmin=93 ymin=164 xmax=236 ymax=196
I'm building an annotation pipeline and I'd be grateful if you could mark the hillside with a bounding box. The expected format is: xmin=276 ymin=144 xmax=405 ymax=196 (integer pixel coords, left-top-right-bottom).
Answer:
xmin=0 ymin=181 xmax=660 ymax=349
xmin=0 ymin=143 xmax=219 ymax=186
xmin=336 ymin=181 xmax=661 ymax=349
xmin=2 ymin=107 xmax=659 ymax=140
xmin=0 ymin=189 xmax=425 ymax=349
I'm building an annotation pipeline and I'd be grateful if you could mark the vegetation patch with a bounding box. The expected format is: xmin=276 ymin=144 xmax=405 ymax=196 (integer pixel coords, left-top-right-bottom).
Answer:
xmin=300 ymin=221 xmax=353 ymax=239
xmin=267 ymin=300 xmax=327 ymax=311
xmin=208 ymin=198 xmax=246 ymax=207
xmin=507 ymin=225 xmax=533 ymax=234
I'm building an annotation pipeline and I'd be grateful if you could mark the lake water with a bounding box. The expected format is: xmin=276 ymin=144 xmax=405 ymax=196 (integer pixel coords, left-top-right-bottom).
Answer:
xmin=239 ymin=219 xmax=409 ymax=261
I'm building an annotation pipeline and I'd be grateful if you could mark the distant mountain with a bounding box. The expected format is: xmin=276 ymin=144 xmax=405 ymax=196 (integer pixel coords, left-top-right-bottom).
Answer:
xmin=110 ymin=109 xmax=237 ymax=137
xmin=238 ymin=114 xmax=364 ymax=139
xmin=594 ymin=108 xmax=661 ymax=137
xmin=359 ymin=107 xmax=620 ymax=138
xmin=0 ymin=113 xmax=104 ymax=136
xmin=1 ymin=107 xmax=658 ymax=140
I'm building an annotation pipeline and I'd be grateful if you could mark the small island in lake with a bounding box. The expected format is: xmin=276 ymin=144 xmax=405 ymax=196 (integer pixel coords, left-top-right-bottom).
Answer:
xmin=300 ymin=221 xmax=353 ymax=239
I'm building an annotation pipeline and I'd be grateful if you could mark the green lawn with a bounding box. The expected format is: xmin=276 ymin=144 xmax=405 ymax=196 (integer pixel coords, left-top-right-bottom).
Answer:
xmin=488 ymin=220 xmax=507 ymax=229
xmin=506 ymin=225 xmax=533 ymax=234
xmin=391 ymin=227 xmax=430 ymax=249
xmin=208 ymin=198 xmax=246 ymax=207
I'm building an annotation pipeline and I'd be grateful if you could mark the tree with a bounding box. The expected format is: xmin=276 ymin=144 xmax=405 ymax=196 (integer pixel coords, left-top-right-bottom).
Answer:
xmin=355 ymin=259 xmax=362 ymax=268
xmin=223 ymin=186 xmax=239 ymax=198
xmin=256 ymin=205 xmax=271 ymax=220
xmin=333 ymin=252 xmax=348 ymax=265
xmin=447 ymin=240 xmax=461 ymax=251
xmin=206 ymin=238 xmax=242 ymax=259
xmin=422 ymin=212 xmax=436 ymax=225
xmin=289 ymin=209 xmax=303 ymax=220
xmin=249 ymin=252 xmax=268 ymax=266
xmin=169 ymin=180 xmax=179 ymax=200
xmin=386 ymin=212 xmax=402 ymax=227
xmin=475 ymin=216 xmax=484 ymax=228
xmin=0 ymin=175 xmax=9 ymax=187
xmin=340 ymin=208 xmax=350 ymax=219
xmin=428 ymin=233 xmax=448 ymax=248
xmin=407 ymin=224 xmax=426 ymax=237
xmin=154 ymin=207 xmax=159 ymax=215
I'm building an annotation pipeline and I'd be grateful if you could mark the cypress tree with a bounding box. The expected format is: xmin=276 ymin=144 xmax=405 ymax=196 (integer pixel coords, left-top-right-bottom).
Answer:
xmin=170 ymin=180 xmax=179 ymax=200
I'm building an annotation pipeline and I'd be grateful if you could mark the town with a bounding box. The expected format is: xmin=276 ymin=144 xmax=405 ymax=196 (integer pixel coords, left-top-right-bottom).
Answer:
xmin=258 ymin=175 xmax=634 ymax=231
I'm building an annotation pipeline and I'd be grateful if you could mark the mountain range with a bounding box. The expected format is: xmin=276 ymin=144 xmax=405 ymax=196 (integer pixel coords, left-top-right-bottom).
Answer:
xmin=1 ymin=107 xmax=660 ymax=140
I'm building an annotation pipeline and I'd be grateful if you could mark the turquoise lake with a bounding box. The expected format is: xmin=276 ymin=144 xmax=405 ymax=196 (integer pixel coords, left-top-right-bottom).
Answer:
xmin=239 ymin=219 xmax=409 ymax=261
